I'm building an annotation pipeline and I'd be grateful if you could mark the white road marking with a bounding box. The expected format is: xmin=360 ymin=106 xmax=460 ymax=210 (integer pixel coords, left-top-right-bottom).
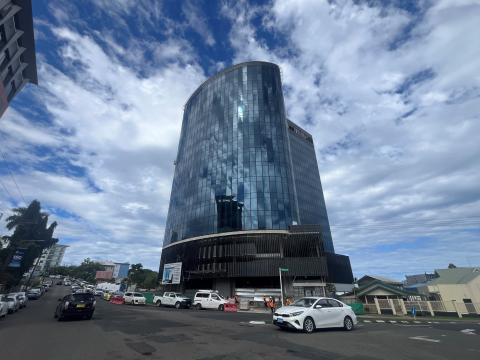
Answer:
xmin=389 ymin=320 xmax=397 ymax=323
xmin=363 ymin=320 xmax=372 ymax=323
xmin=449 ymin=322 xmax=457 ymax=324
xmin=413 ymin=321 xmax=421 ymax=324
xmin=376 ymin=320 xmax=385 ymax=323
xmin=433 ymin=322 xmax=439 ymax=324
xmin=401 ymin=321 xmax=409 ymax=324
xmin=461 ymin=329 xmax=476 ymax=335
xmin=409 ymin=336 xmax=440 ymax=343
xmin=249 ymin=321 xmax=266 ymax=325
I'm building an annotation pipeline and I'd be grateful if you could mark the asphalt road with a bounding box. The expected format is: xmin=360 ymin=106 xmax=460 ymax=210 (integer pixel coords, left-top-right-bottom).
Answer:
xmin=1 ymin=285 xmax=479 ymax=360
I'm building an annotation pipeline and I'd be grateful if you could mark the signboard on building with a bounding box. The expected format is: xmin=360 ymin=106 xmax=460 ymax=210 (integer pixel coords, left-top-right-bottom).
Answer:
xmin=8 ymin=248 xmax=27 ymax=268
xmin=162 ymin=262 xmax=182 ymax=284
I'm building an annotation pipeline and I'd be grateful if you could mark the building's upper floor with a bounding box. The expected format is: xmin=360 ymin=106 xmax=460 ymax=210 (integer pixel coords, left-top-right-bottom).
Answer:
xmin=0 ymin=0 xmax=37 ymax=116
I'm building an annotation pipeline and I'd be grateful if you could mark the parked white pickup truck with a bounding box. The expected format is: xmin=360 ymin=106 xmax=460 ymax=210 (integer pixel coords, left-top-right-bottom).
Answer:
xmin=153 ymin=292 xmax=192 ymax=309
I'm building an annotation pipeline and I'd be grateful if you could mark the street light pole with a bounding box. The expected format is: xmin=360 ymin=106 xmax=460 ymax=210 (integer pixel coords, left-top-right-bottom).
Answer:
xmin=278 ymin=267 xmax=289 ymax=306
xmin=279 ymin=267 xmax=283 ymax=306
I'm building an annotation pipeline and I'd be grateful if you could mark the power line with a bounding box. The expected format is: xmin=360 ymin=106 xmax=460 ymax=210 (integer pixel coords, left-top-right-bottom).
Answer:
xmin=0 ymin=176 xmax=14 ymax=200
xmin=0 ymin=149 xmax=26 ymax=204
xmin=330 ymin=216 xmax=480 ymax=228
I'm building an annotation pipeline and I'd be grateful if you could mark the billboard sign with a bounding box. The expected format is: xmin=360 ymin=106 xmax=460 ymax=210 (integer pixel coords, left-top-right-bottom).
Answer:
xmin=162 ymin=262 xmax=182 ymax=284
xmin=8 ymin=248 xmax=27 ymax=268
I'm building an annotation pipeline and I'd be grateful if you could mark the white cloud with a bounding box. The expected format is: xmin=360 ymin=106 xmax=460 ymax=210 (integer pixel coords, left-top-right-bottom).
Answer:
xmin=222 ymin=0 xmax=480 ymax=276
xmin=1 ymin=0 xmax=479 ymax=278
xmin=1 ymin=12 xmax=206 ymax=269
xmin=183 ymin=0 xmax=216 ymax=46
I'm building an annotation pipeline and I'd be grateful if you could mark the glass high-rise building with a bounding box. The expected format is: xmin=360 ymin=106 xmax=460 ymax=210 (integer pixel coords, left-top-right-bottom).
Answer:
xmin=160 ymin=61 xmax=352 ymax=297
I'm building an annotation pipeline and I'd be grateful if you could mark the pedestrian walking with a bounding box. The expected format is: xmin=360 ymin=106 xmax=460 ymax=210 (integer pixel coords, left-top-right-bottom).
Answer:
xmin=268 ymin=297 xmax=276 ymax=314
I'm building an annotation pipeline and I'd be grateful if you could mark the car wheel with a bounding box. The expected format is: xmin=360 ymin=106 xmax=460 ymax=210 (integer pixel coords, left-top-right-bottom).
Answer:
xmin=218 ymin=304 xmax=224 ymax=311
xmin=303 ymin=317 xmax=315 ymax=334
xmin=343 ymin=316 xmax=354 ymax=331
xmin=195 ymin=303 xmax=202 ymax=310
xmin=156 ymin=300 xmax=162 ymax=307
xmin=175 ymin=302 xmax=181 ymax=309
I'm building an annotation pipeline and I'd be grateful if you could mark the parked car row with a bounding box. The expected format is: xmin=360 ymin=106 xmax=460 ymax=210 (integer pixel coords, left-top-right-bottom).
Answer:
xmin=153 ymin=290 xmax=228 ymax=310
xmin=0 ymin=292 xmax=26 ymax=317
xmin=120 ymin=289 xmax=358 ymax=334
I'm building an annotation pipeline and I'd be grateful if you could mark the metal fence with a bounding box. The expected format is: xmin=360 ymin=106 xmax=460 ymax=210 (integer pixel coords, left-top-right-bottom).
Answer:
xmin=362 ymin=299 xmax=480 ymax=318
xmin=363 ymin=304 xmax=378 ymax=314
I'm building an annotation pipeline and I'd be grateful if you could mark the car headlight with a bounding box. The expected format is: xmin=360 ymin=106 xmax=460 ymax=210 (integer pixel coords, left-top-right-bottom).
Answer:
xmin=65 ymin=301 xmax=69 ymax=307
xmin=290 ymin=311 xmax=304 ymax=317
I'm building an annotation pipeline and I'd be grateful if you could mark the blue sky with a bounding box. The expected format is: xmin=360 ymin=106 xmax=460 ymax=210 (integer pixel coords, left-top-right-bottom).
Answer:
xmin=1 ymin=0 xmax=479 ymax=279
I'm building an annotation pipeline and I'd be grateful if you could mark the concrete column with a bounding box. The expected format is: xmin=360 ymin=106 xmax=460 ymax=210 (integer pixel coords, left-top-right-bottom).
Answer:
xmin=426 ymin=301 xmax=435 ymax=317
xmin=388 ymin=299 xmax=396 ymax=315
xmin=374 ymin=297 xmax=381 ymax=315
xmin=399 ymin=299 xmax=407 ymax=315
xmin=452 ymin=300 xmax=463 ymax=318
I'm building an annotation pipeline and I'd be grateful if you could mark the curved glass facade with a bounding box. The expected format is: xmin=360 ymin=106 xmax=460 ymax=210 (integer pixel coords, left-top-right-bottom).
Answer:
xmin=164 ymin=62 xmax=297 ymax=246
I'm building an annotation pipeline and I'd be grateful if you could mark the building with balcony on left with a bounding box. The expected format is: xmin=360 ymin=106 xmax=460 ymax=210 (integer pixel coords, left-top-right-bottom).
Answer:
xmin=31 ymin=244 xmax=69 ymax=276
xmin=0 ymin=0 xmax=37 ymax=117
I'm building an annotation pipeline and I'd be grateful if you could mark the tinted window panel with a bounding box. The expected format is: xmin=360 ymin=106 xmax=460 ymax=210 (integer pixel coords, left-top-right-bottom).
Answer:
xmin=72 ymin=294 xmax=94 ymax=301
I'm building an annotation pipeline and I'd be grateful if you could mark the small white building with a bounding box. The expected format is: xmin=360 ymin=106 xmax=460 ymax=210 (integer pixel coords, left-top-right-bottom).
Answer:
xmin=425 ymin=267 xmax=480 ymax=304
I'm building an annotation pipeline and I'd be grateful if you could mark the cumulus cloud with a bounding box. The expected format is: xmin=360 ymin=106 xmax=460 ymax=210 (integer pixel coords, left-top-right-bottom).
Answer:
xmin=1 ymin=0 xmax=479 ymax=277
xmin=183 ymin=0 xmax=216 ymax=46
xmin=222 ymin=0 xmax=480 ymax=277
xmin=0 ymin=4 xmax=206 ymax=269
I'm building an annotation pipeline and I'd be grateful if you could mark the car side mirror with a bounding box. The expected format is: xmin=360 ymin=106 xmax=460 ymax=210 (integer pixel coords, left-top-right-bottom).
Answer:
xmin=314 ymin=305 xmax=322 ymax=309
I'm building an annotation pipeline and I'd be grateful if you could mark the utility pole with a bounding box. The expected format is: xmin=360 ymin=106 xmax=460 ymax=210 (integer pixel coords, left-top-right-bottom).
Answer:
xmin=279 ymin=267 xmax=289 ymax=306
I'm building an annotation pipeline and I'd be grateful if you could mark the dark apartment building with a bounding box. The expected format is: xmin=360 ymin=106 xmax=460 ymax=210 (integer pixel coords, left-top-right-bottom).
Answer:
xmin=0 ymin=0 xmax=37 ymax=117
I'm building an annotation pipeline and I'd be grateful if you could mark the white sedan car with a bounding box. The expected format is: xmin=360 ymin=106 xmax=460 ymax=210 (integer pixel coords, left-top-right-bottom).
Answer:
xmin=123 ymin=292 xmax=146 ymax=305
xmin=273 ymin=297 xmax=357 ymax=333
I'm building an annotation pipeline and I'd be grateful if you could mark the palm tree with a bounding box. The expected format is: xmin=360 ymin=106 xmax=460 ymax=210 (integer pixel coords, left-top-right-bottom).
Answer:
xmin=4 ymin=200 xmax=57 ymax=247
xmin=5 ymin=200 xmax=49 ymax=230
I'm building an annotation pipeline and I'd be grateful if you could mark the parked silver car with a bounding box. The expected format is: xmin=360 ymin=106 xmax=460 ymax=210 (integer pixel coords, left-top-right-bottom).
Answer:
xmin=3 ymin=294 xmax=20 ymax=313
xmin=9 ymin=292 xmax=27 ymax=308
xmin=27 ymin=288 xmax=42 ymax=300
xmin=0 ymin=295 xmax=9 ymax=318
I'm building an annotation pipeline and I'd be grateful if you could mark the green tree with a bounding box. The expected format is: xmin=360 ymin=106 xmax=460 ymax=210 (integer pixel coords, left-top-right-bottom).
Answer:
xmin=127 ymin=263 xmax=142 ymax=283
xmin=0 ymin=200 xmax=58 ymax=289
xmin=127 ymin=263 xmax=158 ymax=289
xmin=142 ymin=270 xmax=158 ymax=289
xmin=50 ymin=258 xmax=104 ymax=283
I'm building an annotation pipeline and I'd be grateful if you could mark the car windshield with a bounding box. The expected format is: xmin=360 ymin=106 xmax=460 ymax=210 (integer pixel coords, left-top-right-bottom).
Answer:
xmin=290 ymin=298 xmax=317 ymax=307
xmin=72 ymin=293 xmax=94 ymax=301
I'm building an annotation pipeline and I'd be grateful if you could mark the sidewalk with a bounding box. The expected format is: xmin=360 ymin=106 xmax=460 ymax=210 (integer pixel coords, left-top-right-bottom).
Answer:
xmin=359 ymin=314 xmax=480 ymax=323
xmin=238 ymin=308 xmax=271 ymax=314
